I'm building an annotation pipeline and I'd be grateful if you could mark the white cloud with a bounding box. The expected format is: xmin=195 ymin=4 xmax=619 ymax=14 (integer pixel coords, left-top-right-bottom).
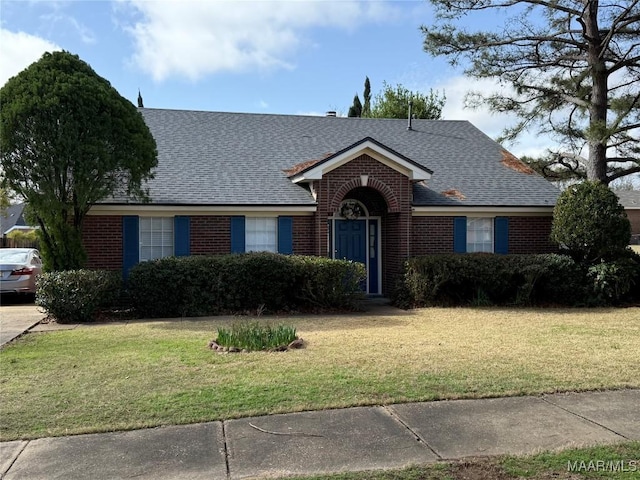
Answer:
xmin=0 ymin=29 xmax=61 ymax=87
xmin=40 ymin=13 xmax=96 ymax=44
xmin=294 ymin=110 xmax=326 ymax=117
xmin=117 ymin=0 xmax=397 ymax=82
xmin=436 ymin=75 xmax=559 ymax=158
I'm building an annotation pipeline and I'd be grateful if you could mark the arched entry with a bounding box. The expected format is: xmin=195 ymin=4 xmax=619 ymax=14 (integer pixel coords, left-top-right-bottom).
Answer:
xmin=330 ymin=196 xmax=382 ymax=295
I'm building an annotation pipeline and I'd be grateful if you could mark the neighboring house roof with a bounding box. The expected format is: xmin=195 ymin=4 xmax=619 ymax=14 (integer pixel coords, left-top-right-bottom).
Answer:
xmin=104 ymin=109 xmax=560 ymax=208
xmin=615 ymin=190 xmax=640 ymax=209
xmin=0 ymin=203 xmax=32 ymax=235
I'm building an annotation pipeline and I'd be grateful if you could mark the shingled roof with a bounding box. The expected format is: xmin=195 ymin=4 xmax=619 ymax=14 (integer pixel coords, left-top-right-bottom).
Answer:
xmin=1 ymin=203 xmax=31 ymax=235
xmin=106 ymin=108 xmax=559 ymax=207
xmin=615 ymin=190 xmax=640 ymax=209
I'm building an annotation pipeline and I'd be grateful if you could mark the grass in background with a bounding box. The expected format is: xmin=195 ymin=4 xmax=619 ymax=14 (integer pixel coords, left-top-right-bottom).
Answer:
xmin=1 ymin=307 xmax=639 ymax=440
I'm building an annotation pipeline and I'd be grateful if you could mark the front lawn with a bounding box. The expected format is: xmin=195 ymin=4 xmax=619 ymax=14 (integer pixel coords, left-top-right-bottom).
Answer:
xmin=1 ymin=307 xmax=639 ymax=441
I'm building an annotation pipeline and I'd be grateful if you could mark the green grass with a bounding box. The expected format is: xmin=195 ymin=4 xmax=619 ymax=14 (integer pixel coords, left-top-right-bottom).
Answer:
xmin=1 ymin=307 xmax=639 ymax=441
xmin=283 ymin=442 xmax=640 ymax=479
xmin=502 ymin=441 xmax=640 ymax=479
xmin=216 ymin=321 xmax=297 ymax=350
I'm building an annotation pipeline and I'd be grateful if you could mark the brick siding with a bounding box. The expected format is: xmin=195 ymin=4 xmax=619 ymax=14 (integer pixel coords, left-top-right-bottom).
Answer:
xmin=292 ymin=216 xmax=315 ymax=255
xmin=316 ymin=154 xmax=413 ymax=294
xmin=508 ymin=216 xmax=557 ymax=254
xmin=411 ymin=217 xmax=455 ymax=255
xmin=82 ymin=216 xmax=122 ymax=270
xmin=190 ymin=216 xmax=230 ymax=255
xmin=626 ymin=209 xmax=640 ymax=239
xmin=411 ymin=215 xmax=556 ymax=255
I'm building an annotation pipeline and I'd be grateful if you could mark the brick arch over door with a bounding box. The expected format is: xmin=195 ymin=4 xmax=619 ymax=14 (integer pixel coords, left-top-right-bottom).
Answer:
xmin=329 ymin=176 xmax=400 ymax=213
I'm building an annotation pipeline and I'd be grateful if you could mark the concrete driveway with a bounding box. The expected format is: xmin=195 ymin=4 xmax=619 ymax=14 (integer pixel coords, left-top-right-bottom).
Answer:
xmin=0 ymin=302 xmax=44 ymax=346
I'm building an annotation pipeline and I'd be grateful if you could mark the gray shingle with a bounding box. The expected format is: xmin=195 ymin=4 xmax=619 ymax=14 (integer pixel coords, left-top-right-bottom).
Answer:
xmin=615 ymin=190 xmax=640 ymax=208
xmin=106 ymin=109 xmax=559 ymax=207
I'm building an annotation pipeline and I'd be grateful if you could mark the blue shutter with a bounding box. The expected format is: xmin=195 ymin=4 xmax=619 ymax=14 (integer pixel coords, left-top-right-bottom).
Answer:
xmin=494 ymin=217 xmax=509 ymax=254
xmin=230 ymin=216 xmax=246 ymax=253
xmin=277 ymin=216 xmax=293 ymax=254
xmin=453 ymin=217 xmax=467 ymax=253
xmin=174 ymin=216 xmax=190 ymax=256
xmin=122 ymin=216 xmax=139 ymax=278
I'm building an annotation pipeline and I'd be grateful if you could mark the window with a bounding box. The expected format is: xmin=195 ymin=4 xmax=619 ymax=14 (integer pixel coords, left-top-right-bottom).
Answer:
xmin=140 ymin=217 xmax=174 ymax=261
xmin=466 ymin=217 xmax=493 ymax=253
xmin=246 ymin=217 xmax=277 ymax=252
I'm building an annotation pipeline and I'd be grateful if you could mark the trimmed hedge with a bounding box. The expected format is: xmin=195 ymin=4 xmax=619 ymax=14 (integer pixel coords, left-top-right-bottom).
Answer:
xmin=393 ymin=253 xmax=640 ymax=308
xmin=36 ymin=270 xmax=121 ymax=323
xmin=127 ymin=253 xmax=366 ymax=318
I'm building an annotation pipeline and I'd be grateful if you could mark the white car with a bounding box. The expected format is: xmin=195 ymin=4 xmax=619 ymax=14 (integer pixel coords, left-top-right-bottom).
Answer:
xmin=0 ymin=248 xmax=43 ymax=296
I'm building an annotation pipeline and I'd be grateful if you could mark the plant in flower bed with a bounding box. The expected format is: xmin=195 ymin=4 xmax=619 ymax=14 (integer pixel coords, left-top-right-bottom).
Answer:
xmin=210 ymin=321 xmax=301 ymax=352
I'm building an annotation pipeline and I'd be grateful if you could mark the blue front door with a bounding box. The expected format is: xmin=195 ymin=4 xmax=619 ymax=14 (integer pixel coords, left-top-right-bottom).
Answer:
xmin=335 ymin=219 xmax=371 ymax=293
xmin=336 ymin=219 xmax=367 ymax=266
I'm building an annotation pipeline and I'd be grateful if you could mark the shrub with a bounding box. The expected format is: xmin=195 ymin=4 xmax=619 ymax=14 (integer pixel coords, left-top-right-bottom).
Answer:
xmin=290 ymin=256 xmax=366 ymax=309
xmin=551 ymin=181 xmax=631 ymax=263
xmin=215 ymin=253 xmax=299 ymax=312
xmin=36 ymin=270 xmax=121 ymax=323
xmin=216 ymin=321 xmax=297 ymax=351
xmin=394 ymin=253 xmax=588 ymax=308
xmin=127 ymin=253 xmax=366 ymax=318
xmin=127 ymin=256 xmax=222 ymax=318
xmin=587 ymin=252 xmax=640 ymax=305
xmin=7 ymin=230 xmax=37 ymax=242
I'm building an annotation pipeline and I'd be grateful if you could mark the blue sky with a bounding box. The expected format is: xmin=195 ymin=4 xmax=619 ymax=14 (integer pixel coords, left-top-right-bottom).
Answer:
xmin=0 ymin=0 xmax=548 ymax=157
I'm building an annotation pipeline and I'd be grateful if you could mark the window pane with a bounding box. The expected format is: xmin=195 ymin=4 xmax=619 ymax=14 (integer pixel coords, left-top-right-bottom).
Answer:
xmin=162 ymin=231 xmax=173 ymax=246
xmin=140 ymin=246 xmax=152 ymax=262
xmin=139 ymin=217 xmax=174 ymax=261
xmin=140 ymin=217 xmax=151 ymax=230
xmin=246 ymin=217 xmax=277 ymax=252
xmin=467 ymin=217 xmax=493 ymax=253
xmin=140 ymin=231 xmax=152 ymax=245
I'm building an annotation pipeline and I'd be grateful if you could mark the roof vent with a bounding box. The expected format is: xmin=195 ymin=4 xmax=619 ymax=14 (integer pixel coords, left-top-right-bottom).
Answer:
xmin=407 ymin=101 xmax=413 ymax=131
xmin=326 ymin=111 xmax=337 ymax=117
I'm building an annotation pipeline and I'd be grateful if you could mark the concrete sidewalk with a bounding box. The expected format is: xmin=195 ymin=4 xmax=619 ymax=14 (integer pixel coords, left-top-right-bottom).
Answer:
xmin=2 ymin=389 xmax=638 ymax=480
xmin=0 ymin=304 xmax=44 ymax=346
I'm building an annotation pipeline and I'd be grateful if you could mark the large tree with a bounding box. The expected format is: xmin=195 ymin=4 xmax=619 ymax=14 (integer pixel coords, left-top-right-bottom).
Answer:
xmin=368 ymin=81 xmax=445 ymax=119
xmin=0 ymin=51 xmax=157 ymax=270
xmin=422 ymin=0 xmax=640 ymax=184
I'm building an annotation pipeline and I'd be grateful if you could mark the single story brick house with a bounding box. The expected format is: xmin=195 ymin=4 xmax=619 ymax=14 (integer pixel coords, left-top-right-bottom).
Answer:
xmin=615 ymin=190 xmax=640 ymax=243
xmin=83 ymin=109 xmax=560 ymax=295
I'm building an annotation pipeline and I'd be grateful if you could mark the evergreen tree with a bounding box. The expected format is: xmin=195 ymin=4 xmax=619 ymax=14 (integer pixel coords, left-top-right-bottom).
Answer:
xmin=362 ymin=77 xmax=371 ymax=117
xmin=0 ymin=52 xmax=157 ymax=270
xmin=348 ymin=94 xmax=363 ymax=118
xmin=422 ymin=0 xmax=640 ymax=184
